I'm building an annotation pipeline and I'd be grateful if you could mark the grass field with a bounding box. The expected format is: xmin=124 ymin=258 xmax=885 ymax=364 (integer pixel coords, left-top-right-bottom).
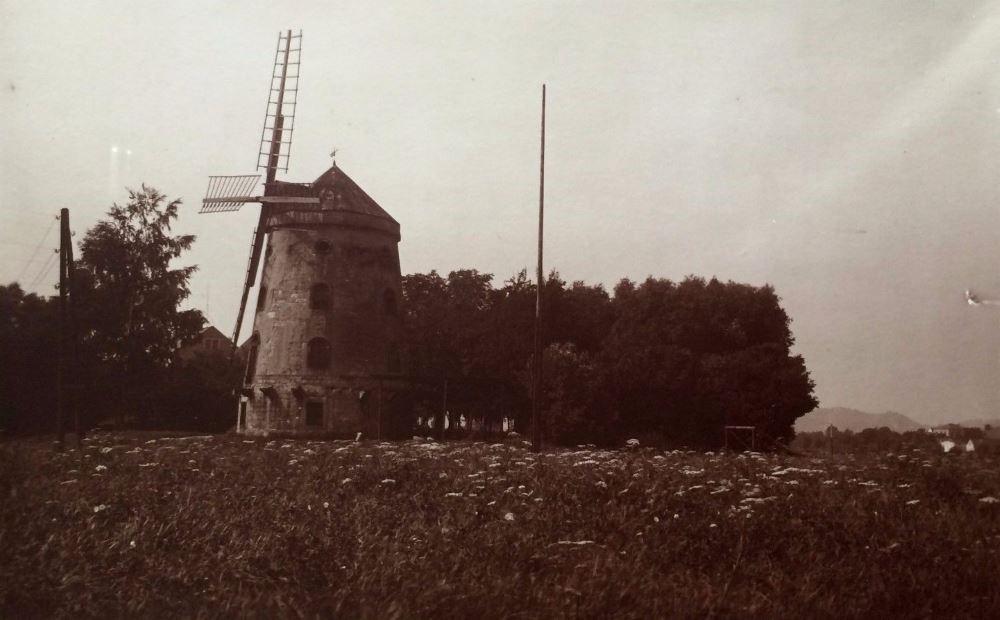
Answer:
xmin=2 ymin=433 xmax=999 ymax=618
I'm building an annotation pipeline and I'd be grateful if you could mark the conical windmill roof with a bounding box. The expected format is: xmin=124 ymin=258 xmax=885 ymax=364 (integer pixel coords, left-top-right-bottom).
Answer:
xmin=312 ymin=165 xmax=398 ymax=225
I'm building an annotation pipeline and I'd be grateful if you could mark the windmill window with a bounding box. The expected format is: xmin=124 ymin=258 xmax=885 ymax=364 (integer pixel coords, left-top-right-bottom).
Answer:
xmin=257 ymin=286 xmax=267 ymax=311
xmin=383 ymin=288 xmax=398 ymax=316
xmin=314 ymin=240 xmax=331 ymax=255
xmin=306 ymin=337 xmax=332 ymax=369
xmin=310 ymin=283 xmax=331 ymax=310
xmin=305 ymin=400 xmax=324 ymax=427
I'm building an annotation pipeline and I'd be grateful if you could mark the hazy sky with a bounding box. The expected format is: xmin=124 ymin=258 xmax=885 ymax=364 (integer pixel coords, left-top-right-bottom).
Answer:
xmin=2 ymin=1 xmax=998 ymax=424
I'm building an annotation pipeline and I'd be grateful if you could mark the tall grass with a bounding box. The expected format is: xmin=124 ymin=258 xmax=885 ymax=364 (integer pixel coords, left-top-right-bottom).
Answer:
xmin=2 ymin=434 xmax=999 ymax=617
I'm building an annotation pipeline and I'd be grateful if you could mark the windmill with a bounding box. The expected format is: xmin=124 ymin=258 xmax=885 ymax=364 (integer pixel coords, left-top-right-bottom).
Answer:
xmin=200 ymin=30 xmax=407 ymax=439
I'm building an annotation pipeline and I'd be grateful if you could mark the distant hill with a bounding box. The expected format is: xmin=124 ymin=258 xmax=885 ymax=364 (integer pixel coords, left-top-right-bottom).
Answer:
xmin=795 ymin=407 xmax=923 ymax=433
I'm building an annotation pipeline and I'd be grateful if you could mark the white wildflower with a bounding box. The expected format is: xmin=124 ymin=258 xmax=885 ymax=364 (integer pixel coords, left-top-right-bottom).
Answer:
xmin=905 ymin=499 xmax=920 ymax=505
xmin=93 ymin=504 xmax=107 ymax=513
xmin=341 ymin=478 xmax=353 ymax=484
xmin=94 ymin=465 xmax=107 ymax=472
xmin=504 ymin=512 xmax=515 ymax=521
xmin=380 ymin=478 xmax=396 ymax=485
xmin=100 ymin=447 xmax=113 ymax=454
xmin=595 ymin=481 xmax=607 ymax=489
xmin=979 ymin=496 xmax=999 ymax=504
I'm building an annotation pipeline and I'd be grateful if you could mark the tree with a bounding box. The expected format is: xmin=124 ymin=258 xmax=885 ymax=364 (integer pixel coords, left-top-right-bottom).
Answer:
xmin=77 ymin=185 xmax=203 ymax=425
xmin=602 ymin=276 xmax=817 ymax=447
xmin=0 ymin=284 xmax=59 ymax=433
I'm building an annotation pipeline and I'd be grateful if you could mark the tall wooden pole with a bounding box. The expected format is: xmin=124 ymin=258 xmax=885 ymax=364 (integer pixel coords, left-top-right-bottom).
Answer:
xmin=532 ymin=84 xmax=546 ymax=453
xmin=56 ymin=209 xmax=69 ymax=451
xmin=66 ymin=217 xmax=80 ymax=448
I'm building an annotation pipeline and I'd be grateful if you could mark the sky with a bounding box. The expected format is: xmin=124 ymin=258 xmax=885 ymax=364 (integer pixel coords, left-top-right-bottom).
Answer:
xmin=2 ymin=1 xmax=998 ymax=424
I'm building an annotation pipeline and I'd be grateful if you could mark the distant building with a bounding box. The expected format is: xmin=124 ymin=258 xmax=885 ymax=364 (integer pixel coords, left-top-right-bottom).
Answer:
xmin=177 ymin=325 xmax=232 ymax=363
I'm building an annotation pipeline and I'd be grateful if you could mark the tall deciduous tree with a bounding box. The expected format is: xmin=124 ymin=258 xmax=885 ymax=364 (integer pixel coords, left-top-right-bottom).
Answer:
xmin=77 ymin=186 xmax=203 ymax=423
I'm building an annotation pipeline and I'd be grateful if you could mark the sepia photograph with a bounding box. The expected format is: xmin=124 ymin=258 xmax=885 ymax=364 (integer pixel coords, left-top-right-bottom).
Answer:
xmin=2 ymin=1 xmax=999 ymax=617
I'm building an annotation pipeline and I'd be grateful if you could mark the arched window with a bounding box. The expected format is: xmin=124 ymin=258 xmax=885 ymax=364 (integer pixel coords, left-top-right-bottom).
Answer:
xmin=310 ymin=283 xmax=331 ymax=310
xmin=256 ymin=286 xmax=267 ymax=311
xmin=383 ymin=288 xmax=398 ymax=316
xmin=306 ymin=337 xmax=332 ymax=369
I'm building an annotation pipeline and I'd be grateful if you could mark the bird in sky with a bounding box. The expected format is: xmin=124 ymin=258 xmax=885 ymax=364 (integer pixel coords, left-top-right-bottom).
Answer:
xmin=966 ymin=289 xmax=999 ymax=306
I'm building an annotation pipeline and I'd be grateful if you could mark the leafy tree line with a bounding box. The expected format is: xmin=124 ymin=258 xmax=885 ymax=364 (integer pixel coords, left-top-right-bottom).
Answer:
xmin=3 ymin=185 xmax=817 ymax=448
xmin=1 ymin=186 xmax=238 ymax=435
xmin=401 ymin=270 xmax=818 ymax=448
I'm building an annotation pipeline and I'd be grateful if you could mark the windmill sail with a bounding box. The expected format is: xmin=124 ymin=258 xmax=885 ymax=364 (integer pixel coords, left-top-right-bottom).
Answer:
xmin=199 ymin=30 xmax=303 ymax=348
xmin=200 ymin=175 xmax=261 ymax=213
xmin=257 ymin=30 xmax=302 ymax=179
xmin=232 ymin=30 xmax=302 ymax=347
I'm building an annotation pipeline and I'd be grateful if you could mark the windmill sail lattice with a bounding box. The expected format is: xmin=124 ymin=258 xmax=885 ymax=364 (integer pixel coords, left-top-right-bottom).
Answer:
xmin=200 ymin=175 xmax=262 ymax=213
xmin=257 ymin=31 xmax=302 ymax=175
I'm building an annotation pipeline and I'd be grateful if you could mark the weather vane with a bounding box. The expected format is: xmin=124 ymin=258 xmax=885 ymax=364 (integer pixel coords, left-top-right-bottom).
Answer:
xmin=330 ymin=148 xmax=338 ymax=165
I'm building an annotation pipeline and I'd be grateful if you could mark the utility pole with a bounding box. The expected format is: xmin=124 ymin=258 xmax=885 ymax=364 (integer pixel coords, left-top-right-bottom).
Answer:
xmin=56 ymin=208 xmax=78 ymax=450
xmin=532 ymin=84 xmax=546 ymax=453
xmin=56 ymin=212 xmax=66 ymax=451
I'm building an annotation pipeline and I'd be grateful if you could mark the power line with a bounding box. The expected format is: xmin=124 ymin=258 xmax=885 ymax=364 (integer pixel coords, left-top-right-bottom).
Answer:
xmin=14 ymin=214 xmax=59 ymax=282
xmin=28 ymin=248 xmax=59 ymax=291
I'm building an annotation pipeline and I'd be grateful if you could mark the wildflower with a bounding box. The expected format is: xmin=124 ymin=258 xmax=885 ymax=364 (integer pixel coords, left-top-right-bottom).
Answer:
xmin=709 ymin=523 xmax=718 ymax=528
xmin=906 ymin=499 xmax=920 ymax=505
xmin=138 ymin=463 xmax=157 ymax=468
xmin=129 ymin=540 xmax=136 ymax=549
xmin=341 ymin=478 xmax=353 ymax=484
xmin=438 ymin=472 xmax=448 ymax=479
xmin=93 ymin=504 xmax=107 ymax=513
xmin=980 ymin=496 xmax=999 ymax=504
xmin=595 ymin=481 xmax=607 ymax=489
xmin=504 ymin=512 xmax=515 ymax=521
xmin=445 ymin=492 xmax=463 ymax=498
xmin=100 ymin=447 xmax=113 ymax=454
xmin=380 ymin=478 xmax=396 ymax=485
xmin=323 ymin=502 xmax=330 ymax=509
xmin=94 ymin=465 xmax=107 ymax=472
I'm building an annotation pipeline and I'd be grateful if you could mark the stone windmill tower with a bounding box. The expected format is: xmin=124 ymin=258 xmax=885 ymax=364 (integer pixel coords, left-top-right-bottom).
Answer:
xmin=200 ymin=31 xmax=405 ymax=438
